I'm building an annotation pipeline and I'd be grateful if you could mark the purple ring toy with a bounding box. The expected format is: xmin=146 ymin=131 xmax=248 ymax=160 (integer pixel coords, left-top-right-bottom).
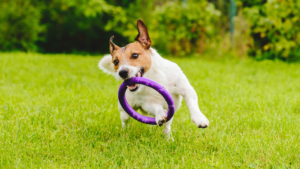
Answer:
xmin=118 ymin=77 xmax=175 ymax=125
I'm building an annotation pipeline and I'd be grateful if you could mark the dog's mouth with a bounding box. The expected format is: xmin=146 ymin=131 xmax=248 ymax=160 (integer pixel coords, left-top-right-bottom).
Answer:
xmin=127 ymin=68 xmax=144 ymax=92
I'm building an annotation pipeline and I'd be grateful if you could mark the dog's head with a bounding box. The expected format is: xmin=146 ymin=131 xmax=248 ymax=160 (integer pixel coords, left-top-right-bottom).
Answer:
xmin=109 ymin=19 xmax=152 ymax=92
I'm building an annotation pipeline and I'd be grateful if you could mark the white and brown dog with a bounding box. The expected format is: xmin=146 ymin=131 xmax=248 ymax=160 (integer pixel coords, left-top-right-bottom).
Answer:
xmin=99 ymin=19 xmax=209 ymax=136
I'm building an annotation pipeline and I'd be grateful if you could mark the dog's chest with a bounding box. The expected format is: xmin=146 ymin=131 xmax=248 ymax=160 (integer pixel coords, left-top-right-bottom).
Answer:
xmin=130 ymin=82 xmax=178 ymax=109
xmin=127 ymin=66 xmax=180 ymax=110
xmin=134 ymin=86 xmax=166 ymax=105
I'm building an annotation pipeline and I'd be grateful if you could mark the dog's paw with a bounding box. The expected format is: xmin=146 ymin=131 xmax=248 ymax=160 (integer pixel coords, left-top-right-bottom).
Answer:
xmin=156 ymin=116 xmax=167 ymax=126
xmin=164 ymin=132 xmax=174 ymax=142
xmin=191 ymin=114 xmax=209 ymax=128
xmin=156 ymin=110 xmax=167 ymax=126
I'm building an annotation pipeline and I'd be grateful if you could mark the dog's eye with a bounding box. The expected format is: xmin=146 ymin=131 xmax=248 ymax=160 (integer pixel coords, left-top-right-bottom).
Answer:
xmin=113 ymin=59 xmax=119 ymax=66
xmin=131 ymin=53 xmax=138 ymax=59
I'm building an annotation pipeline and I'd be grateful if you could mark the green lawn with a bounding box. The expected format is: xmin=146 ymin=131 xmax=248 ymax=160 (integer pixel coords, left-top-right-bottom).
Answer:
xmin=0 ymin=53 xmax=300 ymax=168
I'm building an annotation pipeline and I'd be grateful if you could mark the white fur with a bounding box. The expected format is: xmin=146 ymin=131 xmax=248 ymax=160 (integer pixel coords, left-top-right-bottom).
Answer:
xmin=99 ymin=48 xmax=209 ymax=136
xmin=98 ymin=54 xmax=115 ymax=75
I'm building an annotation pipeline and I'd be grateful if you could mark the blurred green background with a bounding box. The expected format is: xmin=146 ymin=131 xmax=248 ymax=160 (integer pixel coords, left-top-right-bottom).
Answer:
xmin=0 ymin=0 xmax=300 ymax=61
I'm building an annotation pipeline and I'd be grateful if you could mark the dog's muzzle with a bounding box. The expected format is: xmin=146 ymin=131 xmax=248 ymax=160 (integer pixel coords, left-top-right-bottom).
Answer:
xmin=127 ymin=68 xmax=144 ymax=91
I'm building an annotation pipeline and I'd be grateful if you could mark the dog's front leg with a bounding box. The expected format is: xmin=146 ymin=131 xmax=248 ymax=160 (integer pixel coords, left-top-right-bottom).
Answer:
xmin=120 ymin=110 xmax=130 ymax=127
xmin=180 ymin=84 xmax=209 ymax=128
xmin=118 ymin=102 xmax=130 ymax=127
xmin=141 ymin=103 xmax=167 ymax=127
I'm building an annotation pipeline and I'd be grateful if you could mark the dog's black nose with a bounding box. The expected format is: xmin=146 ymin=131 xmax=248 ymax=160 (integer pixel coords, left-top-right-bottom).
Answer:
xmin=119 ymin=69 xmax=128 ymax=79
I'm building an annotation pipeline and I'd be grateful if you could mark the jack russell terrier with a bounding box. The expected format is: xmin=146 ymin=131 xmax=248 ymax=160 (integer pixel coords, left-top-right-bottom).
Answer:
xmin=99 ymin=19 xmax=209 ymax=136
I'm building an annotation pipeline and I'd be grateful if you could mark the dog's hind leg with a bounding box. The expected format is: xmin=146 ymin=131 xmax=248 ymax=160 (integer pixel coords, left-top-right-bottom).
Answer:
xmin=178 ymin=84 xmax=209 ymax=128
xmin=163 ymin=117 xmax=174 ymax=141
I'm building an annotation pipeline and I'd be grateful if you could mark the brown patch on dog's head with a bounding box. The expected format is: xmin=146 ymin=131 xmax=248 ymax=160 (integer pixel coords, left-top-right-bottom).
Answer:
xmin=109 ymin=19 xmax=152 ymax=74
xmin=110 ymin=41 xmax=151 ymax=73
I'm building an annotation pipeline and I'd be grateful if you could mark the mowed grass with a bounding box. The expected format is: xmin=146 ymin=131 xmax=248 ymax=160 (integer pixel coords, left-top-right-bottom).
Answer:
xmin=0 ymin=52 xmax=300 ymax=168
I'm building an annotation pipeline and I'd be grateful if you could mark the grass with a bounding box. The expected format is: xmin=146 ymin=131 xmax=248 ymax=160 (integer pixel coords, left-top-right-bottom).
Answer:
xmin=0 ymin=52 xmax=300 ymax=168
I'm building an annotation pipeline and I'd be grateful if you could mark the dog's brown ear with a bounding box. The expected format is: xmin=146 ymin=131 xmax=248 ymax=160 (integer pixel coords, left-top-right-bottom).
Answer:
xmin=135 ymin=19 xmax=152 ymax=49
xmin=109 ymin=36 xmax=120 ymax=54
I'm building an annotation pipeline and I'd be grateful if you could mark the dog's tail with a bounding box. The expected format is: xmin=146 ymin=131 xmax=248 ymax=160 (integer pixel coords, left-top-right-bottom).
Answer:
xmin=98 ymin=54 xmax=115 ymax=75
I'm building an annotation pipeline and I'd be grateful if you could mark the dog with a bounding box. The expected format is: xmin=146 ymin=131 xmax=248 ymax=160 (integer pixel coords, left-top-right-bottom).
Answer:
xmin=99 ymin=19 xmax=209 ymax=136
